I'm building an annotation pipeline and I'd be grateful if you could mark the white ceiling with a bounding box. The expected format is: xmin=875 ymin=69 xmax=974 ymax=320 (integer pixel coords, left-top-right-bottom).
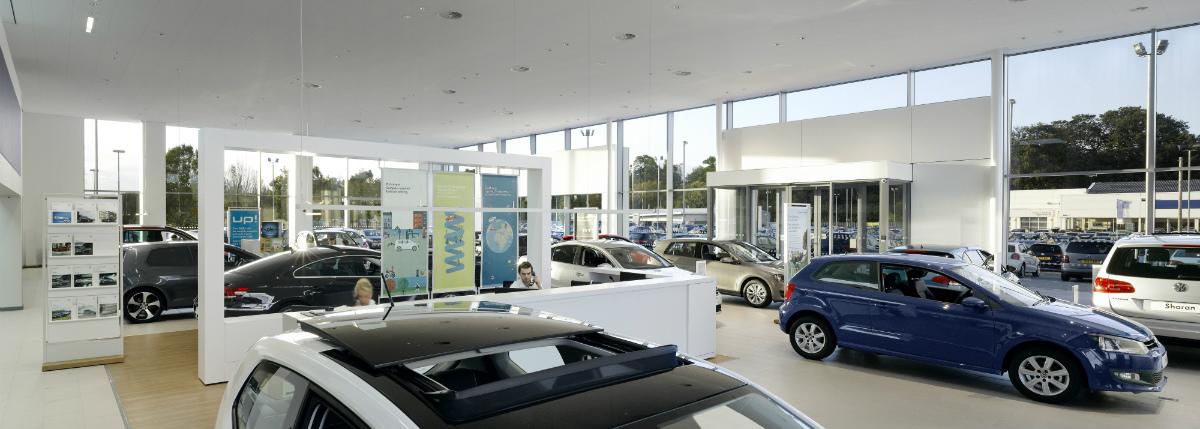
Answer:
xmin=5 ymin=0 xmax=1200 ymax=148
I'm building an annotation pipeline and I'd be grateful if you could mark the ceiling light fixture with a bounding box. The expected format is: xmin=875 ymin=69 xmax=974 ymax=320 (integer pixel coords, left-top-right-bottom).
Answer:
xmin=85 ymin=16 xmax=95 ymax=33
xmin=443 ymin=89 xmax=457 ymax=95
xmin=674 ymin=70 xmax=692 ymax=76
xmin=1131 ymin=6 xmax=1149 ymax=12
xmin=614 ymin=33 xmax=637 ymax=41
xmin=511 ymin=65 xmax=530 ymax=72
xmin=390 ymin=106 xmax=404 ymax=111
xmin=352 ymin=119 xmax=362 ymax=124
xmin=305 ymin=82 xmax=322 ymax=89
xmin=440 ymin=11 xmax=463 ymax=20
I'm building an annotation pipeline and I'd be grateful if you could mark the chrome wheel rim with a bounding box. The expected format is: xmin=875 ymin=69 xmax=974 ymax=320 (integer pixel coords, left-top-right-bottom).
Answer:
xmin=746 ymin=282 xmax=768 ymax=305
xmin=126 ymin=292 xmax=161 ymax=321
xmin=1018 ymin=356 xmax=1070 ymax=397
xmin=793 ymin=322 xmax=826 ymax=354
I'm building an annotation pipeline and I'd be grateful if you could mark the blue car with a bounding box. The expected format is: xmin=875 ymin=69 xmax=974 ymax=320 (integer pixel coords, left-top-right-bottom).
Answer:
xmin=778 ymin=254 xmax=1168 ymax=404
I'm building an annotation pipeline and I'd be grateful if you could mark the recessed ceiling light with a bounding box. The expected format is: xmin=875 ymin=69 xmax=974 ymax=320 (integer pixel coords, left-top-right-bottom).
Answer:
xmin=305 ymin=82 xmax=322 ymax=89
xmin=352 ymin=119 xmax=362 ymax=124
xmin=742 ymin=70 xmax=753 ymax=74
xmin=390 ymin=106 xmax=403 ymax=111
xmin=1130 ymin=6 xmax=1148 ymax=12
xmin=511 ymin=65 xmax=530 ymax=72
xmin=440 ymin=11 xmax=463 ymax=20
xmin=85 ymin=16 xmax=94 ymax=33
xmin=674 ymin=70 xmax=692 ymax=76
xmin=502 ymin=110 xmax=514 ymax=115
xmin=242 ymin=115 xmax=255 ymax=120
xmin=614 ymin=33 xmax=637 ymax=41
xmin=443 ymin=89 xmax=457 ymax=95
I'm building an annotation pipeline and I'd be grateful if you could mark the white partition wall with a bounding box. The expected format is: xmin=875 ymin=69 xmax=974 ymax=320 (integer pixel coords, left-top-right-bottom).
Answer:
xmin=197 ymin=129 xmax=553 ymax=384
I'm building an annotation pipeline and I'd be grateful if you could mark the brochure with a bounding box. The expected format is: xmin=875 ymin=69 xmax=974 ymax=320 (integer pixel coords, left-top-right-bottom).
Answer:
xmin=49 ymin=298 xmax=73 ymax=322
xmin=98 ymin=295 xmax=119 ymax=318
xmin=97 ymin=200 xmax=119 ymax=223
xmin=75 ymin=202 xmax=97 ymax=223
xmin=49 ymin=202 xmax=74 ymax=224
xmin=76 ymin=296 xmax=98 ymax=319
xmin=49 ymin=267 xmax=73 ymax=289
xmin=95 ymin=264 xmax=118 ymax=287
xmin=73 ymin=234 xmax=94 ymax=256
xmin=73 ymin=265 xmax=93 ymax=288
xmin=49 ymin=234 xmax=73 ymax=257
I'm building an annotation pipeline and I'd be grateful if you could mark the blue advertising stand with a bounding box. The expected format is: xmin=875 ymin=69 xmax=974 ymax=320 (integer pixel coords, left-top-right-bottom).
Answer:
xmin=481 ymin=175 xmax=518 ymax=289
xmin=227 ymin=208 xmax=260 ymax=249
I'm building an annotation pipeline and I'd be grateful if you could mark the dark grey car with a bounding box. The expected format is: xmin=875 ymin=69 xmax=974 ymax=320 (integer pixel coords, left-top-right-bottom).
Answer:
xmin=1060 ymin=240 xmax=1114 ymax=281
xmin=121 ymin=241 xmax=260 ymax=323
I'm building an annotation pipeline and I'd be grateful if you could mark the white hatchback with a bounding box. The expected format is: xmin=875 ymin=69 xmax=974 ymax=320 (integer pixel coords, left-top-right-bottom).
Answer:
xmin=1092 ymin=234 xmax=1200 ymax=340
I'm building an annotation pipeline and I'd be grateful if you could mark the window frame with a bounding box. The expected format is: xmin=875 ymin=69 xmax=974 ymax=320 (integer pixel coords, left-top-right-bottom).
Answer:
xmin=811 ymin=261 xmax=881 ymax=291
xmin=145 ymin=246 xmax=196 ymax=267
xmin=234 ymin=360 xmax=367 ymax=429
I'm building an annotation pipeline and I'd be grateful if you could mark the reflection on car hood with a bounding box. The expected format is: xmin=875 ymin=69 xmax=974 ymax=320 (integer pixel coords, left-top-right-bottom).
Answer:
xmin=1025 ymin=300 xmax=1152 ymax=340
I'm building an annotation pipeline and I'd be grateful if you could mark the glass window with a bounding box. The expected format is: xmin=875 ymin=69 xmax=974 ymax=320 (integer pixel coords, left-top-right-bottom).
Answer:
xmin=666 ymin=242 xmax=697 ymax=257
xmin=225 ymin=150 xmax=260 ymax=210
xmin=812 ymin=261 xmax=878 ymax=289
xmin=534 ymin=132 xmax=564 ymax=155
xmin=297 ymin=391 xmax=360 ymax=429
xmin=312 ymin=156 xmax=347 ymax=205
xmin=914 ymin=60 xmax=991 ymax=105
xmin=571 ymin=124 xmax=607 ymax=149
xmin=1155 ymin=24 xmax=1200 ymax=169
xmin=551 ymin=245 xmax=578 ymax=264
xmin=481 ymin=142 xmax=498 ymax=153
xmin=881 ymin=264 xmax=967 ymax=303
xmin=146 ymin=246 xmax=195 ymax=267
xmin=624 ymin=114 xmax=668 ymax=210
xmin=347 ymin=158 xmax=381 ymax=208
xmin=729 ymin=95 xmax=779 ymax=128
xmin=260 ymin=153 xmax=292 ymax=223
xmin=699 ymin=244 xmax=730 ymax=261
xmin=507 ymin=346 xmax=566 ymax=374
xmin=85 ymin=118 xmax=144 ymax=224
xmin=673 ymin=106 xmax=716 ymax=191
xmin=786 ymin=74 xmax=907 ymax=121
xmin=235 ymin=362 xmax=308 ymax=429
xmin=580 ymin=247 xmax=611 ymax=268
xmin=1008 ymin=33 xmax=1151 ymax=174
xmin=506 ymin=137 xmax=532 ymax=155
xmin=607 ymin=245 xmax=672 ymax=269
xmin=1108 ymin=246 xmax=1200 ymax=279
xmin=165 ymin=126 xmax=199 ymax=229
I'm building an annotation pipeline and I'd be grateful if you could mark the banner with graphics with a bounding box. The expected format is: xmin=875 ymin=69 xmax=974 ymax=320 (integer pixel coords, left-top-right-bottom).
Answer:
xmin=782 ymin=203 xmax=812 ymax=280
xmin=382 ymin=226 xmax=429 ymax=297
xmin=381 ymin=168 xmax=428 ymax=211
xmin=481 ymin=174 xmax=518 ymax=289
xmin=227 ymin=208 xmax=260 ymax=250
xmin=432 ymin=172 xmax=476 ymax=293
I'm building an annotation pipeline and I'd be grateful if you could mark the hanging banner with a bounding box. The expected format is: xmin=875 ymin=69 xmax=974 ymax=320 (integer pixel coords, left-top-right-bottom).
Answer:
xmin=481 ymin=174 xmax=518 ymax=289
xmin=260 ymin=221 xmax=285 ymax=255
xmin=782 ymin=204 xmax=812 ymax=280
xmin=433 ymin=172 xmax=476 ymax=293
xmin=383 ymin=225 xmax=429 ymax=297
xmin=227 ymin=208 xmax=260 ymax=249
xmin=575 ymin=212 xmax=599 ymax=241
xmin=381 ymin=168 xmax=428 ymax=212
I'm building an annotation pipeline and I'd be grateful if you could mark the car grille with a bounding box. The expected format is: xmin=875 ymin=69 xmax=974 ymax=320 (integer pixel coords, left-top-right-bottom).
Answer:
xmin=1141 ymin=371 xmax=1164 ymax=385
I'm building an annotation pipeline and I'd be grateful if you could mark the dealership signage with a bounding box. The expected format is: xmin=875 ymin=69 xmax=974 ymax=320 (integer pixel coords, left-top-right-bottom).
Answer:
xmin=782 ymin=204 xmax=812 ymax=280
xmin=433 ymin=172 xmax=476 ymax=293
xmin=227 ymin=208 xmax=260 ymax=250
xmin=481 ymin=174 xmax=518 ymax=289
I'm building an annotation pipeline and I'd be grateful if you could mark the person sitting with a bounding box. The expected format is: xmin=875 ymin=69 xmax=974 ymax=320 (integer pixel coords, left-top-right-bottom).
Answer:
xmin=352 ymin=278 xmax=376 ymax=306
xmin=516 ymin=261 xmax=540 ymax=289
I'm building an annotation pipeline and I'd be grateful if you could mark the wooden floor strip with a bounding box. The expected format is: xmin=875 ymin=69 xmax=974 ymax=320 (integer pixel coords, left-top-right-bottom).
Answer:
xmin=106 ymin=330 xmax=225 ymax=429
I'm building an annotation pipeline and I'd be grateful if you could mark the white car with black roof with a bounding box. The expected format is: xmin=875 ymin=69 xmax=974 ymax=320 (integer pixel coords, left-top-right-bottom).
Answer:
xmin=216 ymin=301 xmax=819 ymax=428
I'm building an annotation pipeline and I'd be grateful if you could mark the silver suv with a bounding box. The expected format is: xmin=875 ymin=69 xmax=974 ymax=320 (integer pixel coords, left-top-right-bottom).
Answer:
xmin=655 ymin=238 xmax=786 ymax=308
xmin=1093 ymin=234 xmax=1200 ymax=340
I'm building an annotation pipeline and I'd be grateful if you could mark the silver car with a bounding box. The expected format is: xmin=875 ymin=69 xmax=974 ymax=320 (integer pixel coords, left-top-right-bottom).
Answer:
xmin=655 ymin=238 xmax=786 ymax=308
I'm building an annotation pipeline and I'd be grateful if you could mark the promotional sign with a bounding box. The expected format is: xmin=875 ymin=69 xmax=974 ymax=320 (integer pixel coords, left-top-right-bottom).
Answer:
xmin=227 ymin=208 xmax=260 ymax=249
xmin=433 ymin=172 xmax=476 ymax=293
xmin=782 ymin=204 xmax=812 ymax=280
xmin=481 ymin=174 xmax=518 ymax=289
xmin=381 ymin=168 xmax=428 ymax=212
xmin=259 ymin=221 xmax=285 ymax=254
xmin=575 ymin=212 xmax=599 ymax=241
xmin=383 ymin=226 xmax=429 ymax=297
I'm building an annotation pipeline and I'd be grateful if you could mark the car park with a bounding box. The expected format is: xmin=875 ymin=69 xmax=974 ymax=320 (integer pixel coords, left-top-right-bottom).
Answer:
xmin=216 ymin=302 xmax=819 ymax=429
xmin=549 ymin=240 xmax=690 ymax=287
xmin=1006 ymin=242 xmax=1041 ymax=277
xmin=361 ymin=228 xmax=383 ymax=249
xmin=627 ymin=228 xmax=656 ymax=248
xmin=1061 ymin=240 xmax=1115 ymax=281
xmin=1027 ymin=243 xmax=1065 ymax=271
xmin=122 ymin=241 xmax=260 ymax=322
xmin=314 ymin=227 xmax=371 ymax=249
xmin=224 ymin=246 xmax=385 ymax=316
xmin=780 ymin=253 xmax=1168 ymax=403
xmin=121 ymin=225 xmax=196 ymax=244
xmin=1091 ymin=234 xmax=1200 ymax=340
xmin=655 ymin=238 xmax=787 ymax=308
xmin=888 ymin=244 xmax=995 ymax=269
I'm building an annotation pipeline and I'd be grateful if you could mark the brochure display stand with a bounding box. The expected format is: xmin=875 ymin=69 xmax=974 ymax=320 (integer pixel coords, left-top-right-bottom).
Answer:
xmin=42 ymin=195 xmax=124 ymax=370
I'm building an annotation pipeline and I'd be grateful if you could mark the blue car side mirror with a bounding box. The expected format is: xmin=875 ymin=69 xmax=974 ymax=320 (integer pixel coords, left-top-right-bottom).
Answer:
xmin=962 ymin=297 xmax=988 ymax=310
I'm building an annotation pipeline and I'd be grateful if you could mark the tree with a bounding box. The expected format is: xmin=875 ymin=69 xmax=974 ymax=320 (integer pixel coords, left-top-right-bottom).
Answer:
xmin=165 ymin=145 xmax=199 ymax=227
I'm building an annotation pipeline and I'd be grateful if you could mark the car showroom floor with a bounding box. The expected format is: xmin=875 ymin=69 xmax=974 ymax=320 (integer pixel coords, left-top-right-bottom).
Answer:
xmin=4 ymin=267 xmax=1199 ymax=429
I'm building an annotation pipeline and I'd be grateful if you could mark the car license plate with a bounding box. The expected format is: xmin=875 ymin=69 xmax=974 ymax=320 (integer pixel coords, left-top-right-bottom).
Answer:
xmin=1147 ymin=301 xmax=1200 ymax=313
xmin=1081 ymin=259 xmax=1099 ymax=264
xmin=1038 ymin=256 xmax=1051 ymax=261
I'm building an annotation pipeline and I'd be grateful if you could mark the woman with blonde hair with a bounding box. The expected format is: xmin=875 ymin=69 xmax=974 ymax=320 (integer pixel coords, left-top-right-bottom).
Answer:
xmin=353 ymin=278 xmax=376 ymax=306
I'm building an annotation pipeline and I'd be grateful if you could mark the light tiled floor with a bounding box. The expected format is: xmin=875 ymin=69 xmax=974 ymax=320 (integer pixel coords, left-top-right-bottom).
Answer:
xmin=0 ymin=268 xmax=126 ymax=429
xmin=122 ymin=311 xmax=197 ymax=337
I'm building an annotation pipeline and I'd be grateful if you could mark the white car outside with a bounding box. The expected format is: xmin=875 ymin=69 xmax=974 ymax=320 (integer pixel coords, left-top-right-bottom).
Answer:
xmin=1006 ymin=242 xmax=1041 ymax=277
xmin=549 ymin=240 xmax=691 ymax=288
xmin=1092 ymin=234 xmax=1200 ymax=340
xmin=391 ymin=238 xmax=419 ymax=252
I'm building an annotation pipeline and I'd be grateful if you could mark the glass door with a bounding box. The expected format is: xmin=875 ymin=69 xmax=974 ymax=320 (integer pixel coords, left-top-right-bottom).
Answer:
xmin=751 ymin=187 xmax=783 ymax=257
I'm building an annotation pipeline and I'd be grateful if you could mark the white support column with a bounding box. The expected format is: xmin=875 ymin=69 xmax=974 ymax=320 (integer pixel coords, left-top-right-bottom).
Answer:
xmin=665 ymin=112 xmax=674 ymax=238
xmin=291 ymin=155 xmax=313 ymax=244
xmin=527 ymin=166 xmax=552 ymax=287
xmin=613 ymin=120 xmax=628 ymax=236
xmin=196 ymin=130 xmax=225 ymax=384
xmin=990 ymin=49 xmax=1009 ymax=271
xmin=141 ymin=121 xmax=166 ymax=226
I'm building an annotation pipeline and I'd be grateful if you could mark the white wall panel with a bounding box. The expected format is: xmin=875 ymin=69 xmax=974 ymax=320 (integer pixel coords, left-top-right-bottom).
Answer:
xmin=726 ymin=124 xmax=804 ymax=170
xmin=911 ymin=97 xmax=991 ymax=163
xmin=20 ymin=113 xmax=84 ymax=267
xmin=910 ymin=160 xmax=994 ymax=248
xmin=550 ymin=146 xmax=608 ymax=195
xmin=801 ymin=107 xmax=911 ymax=165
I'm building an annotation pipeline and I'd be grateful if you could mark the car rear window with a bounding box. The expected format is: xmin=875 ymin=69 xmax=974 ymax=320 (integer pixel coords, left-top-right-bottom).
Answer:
xmin=1106 ymin=246 xmax=1200 ymax=280
xmin=1065 ymin=241 xmax=1112 ymax=254
xmin=1029 ymin=244 xmax=1060 ymax=253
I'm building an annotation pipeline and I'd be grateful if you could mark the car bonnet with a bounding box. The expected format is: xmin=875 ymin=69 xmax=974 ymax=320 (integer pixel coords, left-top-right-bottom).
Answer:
xmin=1024 ymin=300 xmax=1152 ymax=340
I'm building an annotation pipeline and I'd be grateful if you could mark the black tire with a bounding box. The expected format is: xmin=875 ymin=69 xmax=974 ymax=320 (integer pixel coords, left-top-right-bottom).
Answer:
xmin=1017 ymin=263 xmax=1026 ymax=278
xmin=788 ymin=315 xmax=837 ymax=360
xmin=1060 ymin=273 xmax=1071 ymax=282
xmin=742 ymin=279 xmax=772 ymax=308
xmin=124 ymin=288 xmax=166 ymax=323
xmin=1032 ymin=267 xmax=1040 ymax=277
xmin=1007 ymin=347 xmax=1085 ymax=404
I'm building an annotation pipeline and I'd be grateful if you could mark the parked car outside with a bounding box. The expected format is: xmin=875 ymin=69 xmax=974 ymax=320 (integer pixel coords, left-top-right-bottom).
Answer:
xmin=655 ymin=238 xmax=786 ymax=308
xmin=224 ymin=246 xmax=384 ymax=316
xmin=628 ymin=228 xmax=656 ymax=248
xmin=1061 ymin=240 xmax=1115 ymax=281
xmin=121 ymin=225 xmax=196 ymax=244
xmin=887 ymin=244 xmax=995 ymax=270
xmin=216 ymin=302 xmax=820 ymax=429
xmin=1092 ymin=234 xmax=1200 ymax=340
xmin=549 ymin=240 xmax=689 ymax=288
xmin=313 ymin=227 xmax=371 ymax=249
xmin=1006 ymin=242 xmax=1041 ymax=277
xmin=780 ymin=253 xmax=1167 ymax=404
xmin=361 ymin=228 xmax=383 ymax=250
xmin=122 ymin=241 xmax=260 ymax=322
xmin=1028 ymin=243 xmax=1065 ymax=271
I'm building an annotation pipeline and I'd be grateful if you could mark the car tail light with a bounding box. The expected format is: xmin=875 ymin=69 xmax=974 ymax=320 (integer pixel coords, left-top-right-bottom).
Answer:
xmin=224 ymin=286 xmax=249 ymax=297
xmin=785 ymin=282 xmax=796 ymax=301
xmin=1094 ymin=277 xmax=1135 ymax=293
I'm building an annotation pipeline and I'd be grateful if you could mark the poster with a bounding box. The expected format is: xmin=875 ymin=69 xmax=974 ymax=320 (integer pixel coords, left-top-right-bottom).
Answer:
xmin=75 ymin=202 xmax=97 ymax=223
xmin=76 ymin=296 xmax=98 ymax=319
xmin=575 ymin=212 xmax=599 ymax=241
xmin=49 ymin=298 xmax=73 ymax=322
xmin=97 ymin=200 xmax=119 ymax=223
xmin=227 ymin=208 xmax=260 ymax=249
xmin=49 ymin=267 xmax=72 ymax=289
xmin=432 ymin=172 xmax=476 ymax=293
xmin=381 ymin=168 xmax=428 ymax=209
xmin=49 ymin=234 xmax=72 ymax=257
xmin=782 ymin=204 xmax=812 ymax=280
xmin=481 ymin=174 xmax=518 ymax=289
xmin=260 ymin=221 xmax=285 ymax=254
xmin=98 ymin=295 xmax=119 ymax=318
xmin=95 ymin=264 xmax=118 ymax=287
xmin=73 ymin=265 xmax=93 ymax=288
xmin=382 ymin=227 xmax=429 ymax=297
xmin=49 ymin=202 xmax=73 ymax=224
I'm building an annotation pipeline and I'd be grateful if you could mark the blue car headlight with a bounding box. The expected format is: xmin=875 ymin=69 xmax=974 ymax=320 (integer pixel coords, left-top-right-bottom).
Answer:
xmin=1092 ymin=334 xmax=1150 ymax=355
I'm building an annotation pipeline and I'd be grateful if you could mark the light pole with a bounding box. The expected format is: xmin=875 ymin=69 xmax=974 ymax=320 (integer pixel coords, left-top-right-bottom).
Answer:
xmin=266 ymin=157 xmax=280 ymax=219
xmin=112 ymin=149 xmax=125 ymax=193
xmin=1189 ymin=148 xmax=1194 ymax=230
xmin=1134 ymin=35 xmax=1168 ymax=233
xmin=580 ymin=128 xmax=594 ymax=148
xmin=681 ymin=140 xmax=688 ymax=227
xmin=658 ymin=156 xmax=666 ymax=211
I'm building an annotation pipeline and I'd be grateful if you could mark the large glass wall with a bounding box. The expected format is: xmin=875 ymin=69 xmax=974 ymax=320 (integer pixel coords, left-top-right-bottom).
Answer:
xmin=914 ymin=60 xmax=991 ymax=105
xmin=672 ymin=105 xmax=716 ymax=234
xmin=624 ymin=114 xmax=668 ymax=213
xmin=84 ymin=119 xmax=143 ymax=224
xmin=165 ymin=126 xmax=199 ymax=229
xmin=786 ymin=74 xmax=907 ymax=121
xmin=729 ymin=95 xmax=779 ymax=128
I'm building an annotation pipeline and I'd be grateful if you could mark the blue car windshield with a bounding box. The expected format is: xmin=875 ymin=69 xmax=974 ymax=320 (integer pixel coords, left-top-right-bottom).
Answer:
xmin=950 ymin=264 xmax=1043 ymax=307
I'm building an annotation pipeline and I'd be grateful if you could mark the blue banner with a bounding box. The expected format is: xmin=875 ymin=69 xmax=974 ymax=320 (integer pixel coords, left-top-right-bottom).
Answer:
xmin=481 ymin=175 xmax=518 ymax=289
xmin=227 ymin=208 xmax=260 ymax=249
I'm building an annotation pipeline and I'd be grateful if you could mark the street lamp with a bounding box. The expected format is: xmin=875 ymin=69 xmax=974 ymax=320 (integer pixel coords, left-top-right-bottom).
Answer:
xmin=579 ymin=128 xmax=595 ymax=148
xmin=112 ymin=149 xmax=125 ymax=193
xmin=1134 ymin=36 xmax=1168 ymax=233
xmin=266 ymin=157 xmax=280 ymax=219
xmin=681 ymin=140 xmax=688 ymax=227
